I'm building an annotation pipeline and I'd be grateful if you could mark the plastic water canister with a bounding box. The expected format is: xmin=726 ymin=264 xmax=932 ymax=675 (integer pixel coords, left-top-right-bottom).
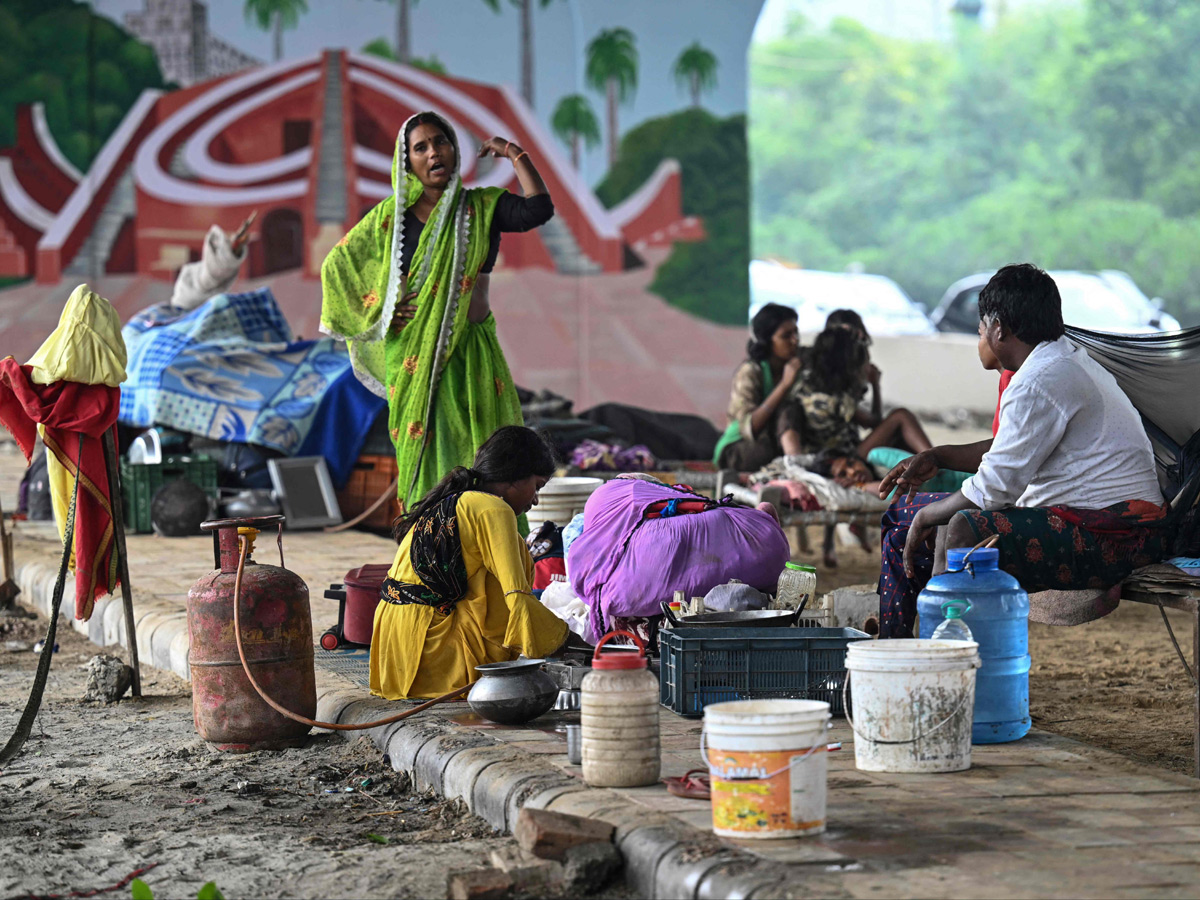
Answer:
xmin=917 ymin=546 xmax=1030 ymax=743
xmin=581 ymin=631 xmax=660 ymax=787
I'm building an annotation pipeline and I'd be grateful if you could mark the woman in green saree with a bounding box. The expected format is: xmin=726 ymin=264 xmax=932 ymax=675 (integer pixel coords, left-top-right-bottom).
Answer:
xmin=320 ymin=111 xmax=554 ymax=507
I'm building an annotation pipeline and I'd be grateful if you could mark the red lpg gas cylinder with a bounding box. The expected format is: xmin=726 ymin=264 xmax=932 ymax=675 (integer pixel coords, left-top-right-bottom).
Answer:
xmin=187 ymin=515 xmax=316 ymax=752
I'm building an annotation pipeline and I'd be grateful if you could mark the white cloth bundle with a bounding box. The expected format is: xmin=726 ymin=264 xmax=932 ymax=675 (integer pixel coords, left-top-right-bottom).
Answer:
xmin=170 ymin=225 xmax=247 ymax=310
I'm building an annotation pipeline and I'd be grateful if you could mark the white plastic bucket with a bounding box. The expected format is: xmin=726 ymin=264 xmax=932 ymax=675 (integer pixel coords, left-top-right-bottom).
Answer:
xmin=844 ymin=640 xmax=981 ymax=774
xmin=527 ymin=477 xmax=603 ymax=529
xmin=702 ymin=699 xmax=831 ymax=838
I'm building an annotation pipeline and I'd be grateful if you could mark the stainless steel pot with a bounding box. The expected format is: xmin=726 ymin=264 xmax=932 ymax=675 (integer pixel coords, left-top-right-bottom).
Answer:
xmin=659 ymin=601 xmax=807 ymax=629
xmin=467 ymin=659 xmax=559 ymax=725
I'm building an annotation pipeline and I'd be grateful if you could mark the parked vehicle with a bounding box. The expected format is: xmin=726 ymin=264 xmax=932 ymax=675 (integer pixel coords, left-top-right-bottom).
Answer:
xmin=930 ymin=270 xmax=1180 ymax=335
xmin=748 ymin=260 xmax=936 ymax=336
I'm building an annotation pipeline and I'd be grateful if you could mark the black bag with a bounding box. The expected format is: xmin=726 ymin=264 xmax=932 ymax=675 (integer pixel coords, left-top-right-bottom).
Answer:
xmin=19 ymin=453 xmax=53 ymax=521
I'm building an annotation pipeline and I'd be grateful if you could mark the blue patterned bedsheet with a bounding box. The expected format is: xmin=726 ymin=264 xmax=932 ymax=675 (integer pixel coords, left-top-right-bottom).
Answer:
xmin=120 ymin=288 xmax=384 ymax=480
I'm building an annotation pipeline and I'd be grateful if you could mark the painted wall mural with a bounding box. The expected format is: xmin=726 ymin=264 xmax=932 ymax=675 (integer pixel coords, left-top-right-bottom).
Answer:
xmin=0 ymin=0 xmax=762 ymax=424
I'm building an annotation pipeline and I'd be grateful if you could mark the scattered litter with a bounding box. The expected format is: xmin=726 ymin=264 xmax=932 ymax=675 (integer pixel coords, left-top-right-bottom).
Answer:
xmin=32 ymin=640 xmax=58 ymax=654
xmin=235 ymin=781 xmax=262 ymax=795
xmin=365 ymin=833 xmax=390 ymax=845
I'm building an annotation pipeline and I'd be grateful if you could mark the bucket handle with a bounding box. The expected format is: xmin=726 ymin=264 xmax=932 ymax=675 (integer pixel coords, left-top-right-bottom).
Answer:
xmin=841 ymin=668 xmax=976 ymax=746
xmin=700 ymin=722 xmax=831 ymax=780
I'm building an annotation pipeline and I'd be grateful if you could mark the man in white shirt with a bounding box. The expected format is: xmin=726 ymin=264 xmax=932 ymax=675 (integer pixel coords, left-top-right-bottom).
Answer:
xmin=875 ymin=264 xmax=1168 ymax=638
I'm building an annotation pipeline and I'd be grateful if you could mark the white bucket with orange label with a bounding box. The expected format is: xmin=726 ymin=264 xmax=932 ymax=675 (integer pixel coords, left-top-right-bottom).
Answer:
xmin=702 ymin=699 xmax=831 ymax=839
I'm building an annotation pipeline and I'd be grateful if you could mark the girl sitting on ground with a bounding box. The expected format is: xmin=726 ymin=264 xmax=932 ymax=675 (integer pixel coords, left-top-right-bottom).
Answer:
xmin=370 ymin=426 xmax=569 ymax=700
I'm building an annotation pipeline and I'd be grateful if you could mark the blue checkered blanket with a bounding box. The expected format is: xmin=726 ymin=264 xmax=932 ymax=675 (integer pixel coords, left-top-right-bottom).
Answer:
xmin=120 ymin=288 xmax=384 ymax=485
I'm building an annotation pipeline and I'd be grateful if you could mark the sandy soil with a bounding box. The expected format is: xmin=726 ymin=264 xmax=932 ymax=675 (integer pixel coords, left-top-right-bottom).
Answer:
xmin=796 ymin=529 xmax=1197 ymax=776
xmin=0 ymin=615 xmax=630 ymax=900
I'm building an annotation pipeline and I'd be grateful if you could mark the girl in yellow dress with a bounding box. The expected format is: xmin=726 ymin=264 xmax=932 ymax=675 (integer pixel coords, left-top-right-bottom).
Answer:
xmin=370 ymin=426 xmax=569 ymax=700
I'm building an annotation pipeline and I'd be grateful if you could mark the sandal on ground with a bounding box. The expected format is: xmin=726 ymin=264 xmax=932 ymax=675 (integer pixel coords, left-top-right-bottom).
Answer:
xmin=663 ymin=768 xmax=711 ymax=800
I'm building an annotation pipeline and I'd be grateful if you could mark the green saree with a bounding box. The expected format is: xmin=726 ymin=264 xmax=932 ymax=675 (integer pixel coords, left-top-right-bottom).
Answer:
xmin=320 ymin=113 xmax=523 ymax=507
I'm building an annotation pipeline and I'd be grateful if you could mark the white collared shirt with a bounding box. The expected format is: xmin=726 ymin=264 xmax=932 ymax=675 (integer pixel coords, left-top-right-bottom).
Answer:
xmin=961 ymin=336 xmax=1163 ymax=511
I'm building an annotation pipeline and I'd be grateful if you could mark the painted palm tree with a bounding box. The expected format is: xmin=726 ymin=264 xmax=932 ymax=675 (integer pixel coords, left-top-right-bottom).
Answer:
xmin=365 ymin=0 xmax=416 ymax=64
xmin=585 ymin=28 xmax=638 ymax=170
xmin=244 ymin=0 xmax=309 ymax=62
xmin=673 ymin=42 xmax=718 ymax=108
xmin=551 ymin=94 xmax=600 ymax=170
xmin=481 ymin=0 xmax=562 ymax=108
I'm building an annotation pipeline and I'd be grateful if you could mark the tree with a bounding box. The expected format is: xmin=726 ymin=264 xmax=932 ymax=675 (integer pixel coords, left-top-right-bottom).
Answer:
xmin=362 ymin=37 xmax=444 ymax=73
xmin=673 ymin=42 xmax=718 ymax=108
xmin=586 ymin=28 xmax=638 ymax=170
xmin=550 ymin=94 xmax=600 ymax=169
xmin=481 ymin=0 xmax=561 ymax=108
xmin=364 ymin=0 xmax=415 ymax=64
xmin=0 ymin=0 xmax=166 ymax=169
xmin=243 ymin=0 xmax=308 ymax=62
xmin=596 ymin=109 xmax=750 ymax=324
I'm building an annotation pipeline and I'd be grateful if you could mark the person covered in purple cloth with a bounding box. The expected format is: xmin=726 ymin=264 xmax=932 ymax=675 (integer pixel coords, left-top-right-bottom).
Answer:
xmin=874 ymin=264 xmax=1168 ymax=638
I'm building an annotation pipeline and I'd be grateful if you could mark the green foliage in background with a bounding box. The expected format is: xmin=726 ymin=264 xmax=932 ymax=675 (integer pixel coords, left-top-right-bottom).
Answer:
xmin=0 ymin=0 xmax=166 ymax=171
xmin=596 ymin=108 xmax=750 ymax=324
xmin=751 ymin=0 xmax=1200 ymax=325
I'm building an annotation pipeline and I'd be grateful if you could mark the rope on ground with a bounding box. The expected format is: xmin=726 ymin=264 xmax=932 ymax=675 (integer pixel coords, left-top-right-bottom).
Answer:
xmin=3 ymin=862 xmax=160 ymax=900
xmin=0 ymin=435 xmax=82 ymax=767
xmin=1155 ymin=598 xmax=1197 ymax=688
xmin=323 ymin=475 xmax=400 ymax=534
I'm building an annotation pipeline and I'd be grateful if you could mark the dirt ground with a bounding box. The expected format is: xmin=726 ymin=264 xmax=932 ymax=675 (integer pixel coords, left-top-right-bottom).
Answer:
xmin=797 ymin=528 xmax=1198 ymax=776
xmin=0 ymin=614 xmax=630 ymax=900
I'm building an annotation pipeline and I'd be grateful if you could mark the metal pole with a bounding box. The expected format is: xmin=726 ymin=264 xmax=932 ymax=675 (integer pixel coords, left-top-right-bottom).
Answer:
xmin=101 ymin=429 xmax=141 ymax=697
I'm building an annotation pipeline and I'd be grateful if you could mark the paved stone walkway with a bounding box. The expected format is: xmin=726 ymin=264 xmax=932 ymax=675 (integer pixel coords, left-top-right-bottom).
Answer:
xmin=8 ymin=517 xmax=1200 ymax=898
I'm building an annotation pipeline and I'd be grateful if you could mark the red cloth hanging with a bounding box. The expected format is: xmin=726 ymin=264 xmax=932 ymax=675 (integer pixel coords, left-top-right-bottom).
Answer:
xmin=0 ymin=359 xmax=120 ymax=620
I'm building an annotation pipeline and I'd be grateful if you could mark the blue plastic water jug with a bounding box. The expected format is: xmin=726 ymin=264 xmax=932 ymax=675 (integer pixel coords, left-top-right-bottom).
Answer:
xmin=917 ymin=546 xmax=1030 ymax=743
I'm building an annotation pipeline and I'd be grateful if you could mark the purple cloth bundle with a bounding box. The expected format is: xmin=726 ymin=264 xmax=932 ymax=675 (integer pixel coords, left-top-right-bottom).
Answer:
xmin=567 ymin=479 xmax=791 ymax=639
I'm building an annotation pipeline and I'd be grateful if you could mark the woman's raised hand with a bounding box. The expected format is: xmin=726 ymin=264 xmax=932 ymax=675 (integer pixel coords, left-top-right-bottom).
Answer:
xmin=478 ymin=136 xmax=519 ymax=159
xmin=877 ymin=449 xmax=940 ymax=503
xmin=781 ymin=355 xmax=804 ymax=387
xmin=390 ymin=290 xmax=419 ymax=333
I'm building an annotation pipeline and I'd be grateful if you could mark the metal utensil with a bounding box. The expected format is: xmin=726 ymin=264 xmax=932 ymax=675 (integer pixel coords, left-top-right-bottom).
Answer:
xmin=467 ymin=659 xmax=559 ymax=725
xmin=663 ymin=607 xmax=801 ymax=628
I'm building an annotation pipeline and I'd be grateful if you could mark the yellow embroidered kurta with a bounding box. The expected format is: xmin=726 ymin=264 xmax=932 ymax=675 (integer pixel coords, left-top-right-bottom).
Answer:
xmin=369 ymin=491 xmax=568 ymax=700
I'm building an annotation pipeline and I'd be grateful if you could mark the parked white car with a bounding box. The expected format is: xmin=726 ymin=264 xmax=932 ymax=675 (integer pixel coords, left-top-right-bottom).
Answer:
xmin=748 ymin=260 xmax=937 ymax=336
xmin=930 ymin=270 xmax=1180 ymax=335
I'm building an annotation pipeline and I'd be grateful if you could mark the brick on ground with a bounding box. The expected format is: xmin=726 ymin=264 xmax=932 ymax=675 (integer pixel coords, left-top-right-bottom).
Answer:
xmin=446 ymin=868 xmax=514 ymax=900
xmin=490 ymin=846 xmax=565 ymax=890
xmin=514 ymin=807 xmax=616 ymax=861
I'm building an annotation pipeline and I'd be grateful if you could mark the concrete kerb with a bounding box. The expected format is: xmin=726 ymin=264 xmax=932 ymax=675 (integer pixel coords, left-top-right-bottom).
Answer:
xmin=413 ymin=731 xmax=497 ymax=794
xmin=442 ymin=744 xmax=523 ymax=810
xmin=13 ymin=563 xmax=794 ymax=900
xmin=695 ymin=858 xmax=790 ymax=900
xmin=618 ymin=823 xmax=699 ymax=900
xmin=504 ymin=772 xmax=579 ymax=830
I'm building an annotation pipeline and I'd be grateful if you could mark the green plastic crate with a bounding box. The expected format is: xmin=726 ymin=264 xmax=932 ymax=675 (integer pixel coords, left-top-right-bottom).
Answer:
xmin=120 ymin=455 xmax=218 ymax=534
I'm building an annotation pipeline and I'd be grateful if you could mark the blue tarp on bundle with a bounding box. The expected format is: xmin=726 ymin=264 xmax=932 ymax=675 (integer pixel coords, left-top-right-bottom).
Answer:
xmin=119 ymin=287 xmax=384 ymax=488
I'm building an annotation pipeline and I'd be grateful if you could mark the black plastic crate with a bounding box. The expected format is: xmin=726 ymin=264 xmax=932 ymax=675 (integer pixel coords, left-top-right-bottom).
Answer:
xmin=658 ymin=626 xmax=870 ymax=717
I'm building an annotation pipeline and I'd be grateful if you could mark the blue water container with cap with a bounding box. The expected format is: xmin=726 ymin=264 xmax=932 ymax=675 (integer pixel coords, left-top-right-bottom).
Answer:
xmin=917 ymin=546 xmax=1030 ymax=743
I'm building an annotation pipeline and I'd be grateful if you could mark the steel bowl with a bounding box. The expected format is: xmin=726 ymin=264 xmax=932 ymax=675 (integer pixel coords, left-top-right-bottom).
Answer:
xmin=467 ymin=659 xmax=560 ymax=725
